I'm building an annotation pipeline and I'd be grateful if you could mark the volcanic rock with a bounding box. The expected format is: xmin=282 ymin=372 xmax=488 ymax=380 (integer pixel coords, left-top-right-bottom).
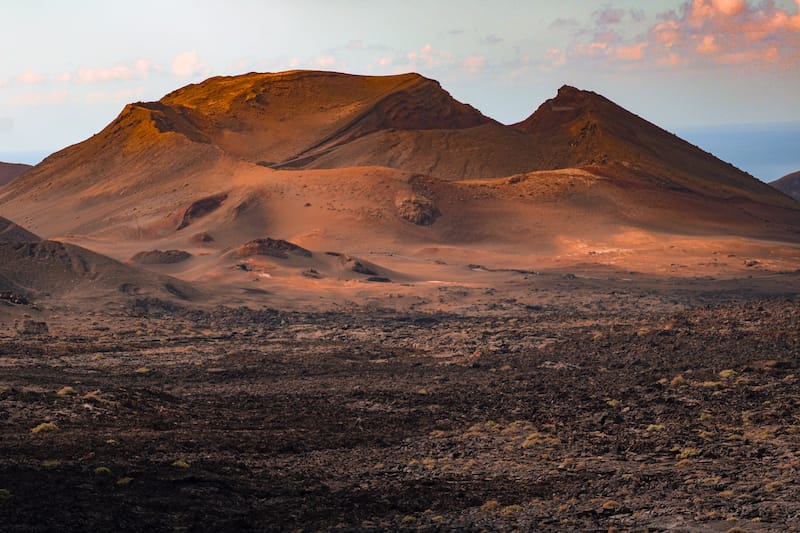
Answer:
xmin=235 ymin=238 xmax=312 ymax=259
xmin=131 ymin=250 xmax=193 ymax=264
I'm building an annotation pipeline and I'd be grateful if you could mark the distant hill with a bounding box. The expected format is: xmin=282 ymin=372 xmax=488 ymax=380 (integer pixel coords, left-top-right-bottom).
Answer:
xmin=0 ymin=162 xmax=31 ymax=186
xmin=771 ymin=171 xmax=800 ymax=201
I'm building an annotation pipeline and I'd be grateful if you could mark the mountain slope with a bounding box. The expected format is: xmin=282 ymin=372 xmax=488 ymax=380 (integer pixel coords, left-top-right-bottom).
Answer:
xmin=512 ymin=86 xmax=795 ymax=208
xmin=0 ymin=216 xmax=40 ymax=243
xmin=0 ymin=162 xmax=31 ymax=186
xmin=771 ymin=171 xmax=800 ymax=201
xmin=0 ymin=216 xmax=197 ymax=302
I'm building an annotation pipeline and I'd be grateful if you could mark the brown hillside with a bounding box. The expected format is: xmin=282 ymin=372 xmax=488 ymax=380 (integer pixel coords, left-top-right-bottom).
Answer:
xmin=771 ymin=171 xmax=800 ymax=201
xmin=0 ymin=216 xmax=40 ymax=243
xmin=0 ymin=162 xmax=31 ymax=186
xmin=0 ymin=238 xmax=197 ymax=301
xmin=513 ymin=86 xmax=796 ymax=208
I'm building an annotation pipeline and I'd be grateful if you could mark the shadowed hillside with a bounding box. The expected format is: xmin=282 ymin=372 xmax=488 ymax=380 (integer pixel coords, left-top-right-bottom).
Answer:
xmin=772 ymin=171 xmax=800 ymax=201
xmin=0 ymin=162 xmax=31 ymax=186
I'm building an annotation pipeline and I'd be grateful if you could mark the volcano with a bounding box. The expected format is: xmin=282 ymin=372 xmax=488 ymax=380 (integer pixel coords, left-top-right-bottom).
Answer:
xmin=0 ymin=71 xmax=798 ymax=295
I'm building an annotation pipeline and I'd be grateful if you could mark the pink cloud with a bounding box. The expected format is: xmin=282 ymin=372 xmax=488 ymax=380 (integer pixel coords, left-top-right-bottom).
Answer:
xmin=79 ymin=59 xmax=155 ymax=82
xmin=562 ymin=0 xmax=800 ymax=70
xmin=16 ymin=71 xmax=43 ymax=84
xmin=616 ymin=42 xmax=648 ymax=60
xmin=544 ymin=48 xmax=567 ymax=68
xmin=171 ymin=52 xmax=204 ymax=78
xmin=660 ymin=0 xmax=800 ymax=66
xmin=310 ymin=55 xmax=337 ymax=68
xmin=403 ymin=44 xmax=453 ymax=71
xmin=462 ymin=55 xmax=486 ymax=73
xmin=696 ymin=34 xmax=719 ymax=53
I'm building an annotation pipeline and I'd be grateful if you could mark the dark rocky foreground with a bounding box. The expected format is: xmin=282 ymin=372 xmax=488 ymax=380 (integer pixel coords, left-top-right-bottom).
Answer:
xmin=1 ymin=278 xmax=800 ymax=531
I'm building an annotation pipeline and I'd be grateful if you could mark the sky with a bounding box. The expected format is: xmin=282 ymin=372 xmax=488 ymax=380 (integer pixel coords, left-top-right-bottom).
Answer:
xmin=1 ymin=0 xmax=799 ymax=180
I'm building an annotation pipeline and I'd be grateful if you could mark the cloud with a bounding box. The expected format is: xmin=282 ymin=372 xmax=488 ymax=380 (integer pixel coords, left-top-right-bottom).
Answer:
xmin=544 ymin=48 xmax=567 ymax=69
xmin=594 ymin=6 xmax=625 ymax=26
xmin=616 ymin=42 xmax=648 ymax=60
xmin=462 ymin=55 xmax=486 ymax=73
xmin=16 ymin=71 xmax=43 ymax=84
xmin=653 ymin=0 xmax=800 ymax=66
xmin=7 ymin=91 xmax=67 ymax=106
xmin=78 ymin=59 xmax=155 ymax=82
xmin=0 ymin=117 xmax=13 ymax=132
xmin=172 ymin=52 xmax=204 ymax=78
xmin=56 ymin=72 xmax=72 ymax=82
xmin=558 ymin=0 xmax=800 ymax=70
xmin=484 ymin=34 xmax=504 ymax=45
xmin=85 ymin=87 xmax=145 ymax=104
xmin=310 ymin=55 xmax=337 ymax=68
xmin=630 ymin=9 xmax=646 ymax=23
xmin=405 ymin=44 xmax=452 ymax=70
xmin=549 ymin=17 xmax=579 ymax=29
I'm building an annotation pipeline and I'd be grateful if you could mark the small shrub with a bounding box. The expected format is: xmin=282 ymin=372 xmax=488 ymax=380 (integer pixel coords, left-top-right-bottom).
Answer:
xmin=765 ymin=481 xmax=784 ymax=492
xmin=480 ymin=499 xmax=501 ymax=511
xmin=500 ymin=504 xmax=524 ymax=515
xmin=95 ymin=466 xmax=111 ymax=475
xmin=56 ymin=386 xmax=75 ymax=396
xmin=646 ymin=424 xmax=665 ymax=432
xmin=670 ymin=375 xmax=685 ymax=386
xmin=31 ymin=422 xmax=59 ymax=434
xmin=719 ymin=369 xmax=736 ymax=379
xmin=134 ymin=367 xmax=150 ymax=374
xmin=0 ymin=488 xmax=12 ymax=502
xmin=40 ymin=460 xmax=60 ymax=468
xmin=602 ymin=500 xmax=621 ymax=510
xmin=116 ymin=477 xmax=133 ymax=486
xmin=171 ymin=460 xmax=190 ymax=469
xmin=676 ymin=447 xmax=699 ymax=459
